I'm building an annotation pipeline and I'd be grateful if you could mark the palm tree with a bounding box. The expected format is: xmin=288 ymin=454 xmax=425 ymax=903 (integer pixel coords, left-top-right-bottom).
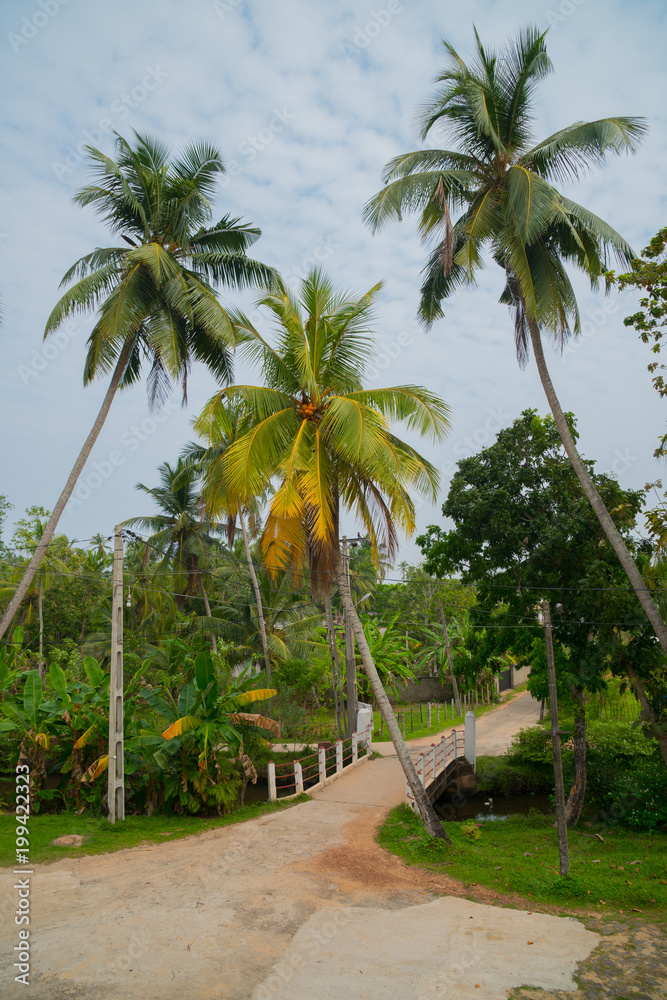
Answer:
xmin=0 ymin=132 xmax=275 ymax=644
xmin=363 ymin=27 xmax=667 ymax=654
xmin=124 ymin=459 xmax=220 ymax=648
xmin=185 ymin=398 xmax=273 ymax=678
xmin=196 ymin=269 xmax=453 ymax=838
xmin=2 ymin=510 xmax=70 ymax=680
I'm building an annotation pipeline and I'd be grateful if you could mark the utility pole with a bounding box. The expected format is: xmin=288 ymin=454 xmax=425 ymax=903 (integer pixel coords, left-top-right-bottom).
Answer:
xmin=107 ymin=525 xmax=125 ymax=823
xmin=341 ymin=536 xmax=358 ymax=737
xmin=542 ymin=599 xmax=569 ymax=875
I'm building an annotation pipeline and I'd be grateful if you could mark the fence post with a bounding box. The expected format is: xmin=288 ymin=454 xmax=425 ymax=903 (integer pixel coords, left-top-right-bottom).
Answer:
xmin=318 ymin=746 xmax=326 ymax=785
xmin=436 ymin=703 xmax=440 ymax=725
xmin=401 ymin=712 xmax=405 ymax=737
xmin=268 ymin=760 xmax=276 ymax=802
xmin=336 ymin=739 xmax=343 ymax=773
xmin=295 ymin=760 xmax=304 ymax=794
xmin=427 ymin=702 xmax=432 ymax=728
xmin=451 ymin=698 xmax=454 ymax=719
xmin=464 ymin=711 xmax=476 ymax=770
xmin=352 ymin=731 xmax=358 ymax=763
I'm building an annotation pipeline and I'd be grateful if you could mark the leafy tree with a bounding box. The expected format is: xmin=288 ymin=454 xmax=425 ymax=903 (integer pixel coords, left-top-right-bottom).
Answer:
xmin=418 ymin=410 xmax=658 ymax=811
xmin=197 ymin=268 xmax=453 ymax=838
xmin=0 ymin=132 xmax=274 ymax=645
xmin=363 ymin=26 xmax=667 ymax=656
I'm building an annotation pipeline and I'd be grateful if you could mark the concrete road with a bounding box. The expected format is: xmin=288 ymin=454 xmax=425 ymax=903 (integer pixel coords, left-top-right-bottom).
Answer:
xmin=2 ymin=691 xmax=595 ymax=1000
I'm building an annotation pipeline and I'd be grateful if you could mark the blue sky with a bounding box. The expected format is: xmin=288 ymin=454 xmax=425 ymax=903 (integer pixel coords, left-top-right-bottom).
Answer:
xmin=1 ymin=0 xmax=666 ymax=565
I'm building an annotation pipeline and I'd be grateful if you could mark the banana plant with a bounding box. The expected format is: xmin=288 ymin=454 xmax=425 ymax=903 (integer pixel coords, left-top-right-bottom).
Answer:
xmin=82 ymin=652 xmax=279 ymax=814
xmin=0 ymin=670 xmax=53 ymax=793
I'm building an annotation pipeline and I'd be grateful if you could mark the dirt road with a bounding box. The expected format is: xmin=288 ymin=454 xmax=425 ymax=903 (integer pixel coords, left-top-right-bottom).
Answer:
xmin=1 ymin=692 xmax=597 ymax=1000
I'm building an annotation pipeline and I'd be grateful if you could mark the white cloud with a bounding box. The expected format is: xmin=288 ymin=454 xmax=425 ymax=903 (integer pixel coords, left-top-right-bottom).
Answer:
xmin=0 ymin=0 xmax=665 ymax=568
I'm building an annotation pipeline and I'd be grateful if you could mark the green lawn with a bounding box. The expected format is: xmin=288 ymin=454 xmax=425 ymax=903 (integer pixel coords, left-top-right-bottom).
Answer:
xmin=0 ymin=795 xmax=309 ymax=866
xmin=373 ymin=694 xmax=508 ymax=743
xmin=378 ymin=804 xmax=667 ymax=917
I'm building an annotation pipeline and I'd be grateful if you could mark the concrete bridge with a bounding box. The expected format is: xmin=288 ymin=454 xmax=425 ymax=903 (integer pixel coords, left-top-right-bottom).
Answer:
xmin=405 ymin=710 xmax=477 ymax=810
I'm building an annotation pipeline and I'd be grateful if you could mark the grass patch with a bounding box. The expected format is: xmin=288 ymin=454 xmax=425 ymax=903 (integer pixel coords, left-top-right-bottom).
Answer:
xmin=374 ymin=695 xmax=505 ymax=743
xmin=378 ymin=804 xmax=667 ymax=916
xmin=0 ymin=794 xmax=310 ymax=866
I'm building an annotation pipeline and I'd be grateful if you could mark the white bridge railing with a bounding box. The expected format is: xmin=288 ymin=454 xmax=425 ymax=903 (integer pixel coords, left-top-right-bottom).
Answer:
xmin=268 ymin=722 xmax=373 ymax=802
xmin=405 ymin=711 xmax=476 ymax=810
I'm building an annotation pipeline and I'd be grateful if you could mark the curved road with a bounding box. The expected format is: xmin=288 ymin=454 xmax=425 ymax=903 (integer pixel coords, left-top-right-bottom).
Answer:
xmin=1 ymin=691 xmax=596 ymax=1000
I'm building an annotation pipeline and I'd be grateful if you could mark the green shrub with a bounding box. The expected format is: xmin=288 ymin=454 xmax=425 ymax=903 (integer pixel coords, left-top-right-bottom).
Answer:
xmin=597 ymin=764 xmax=667 ymax=831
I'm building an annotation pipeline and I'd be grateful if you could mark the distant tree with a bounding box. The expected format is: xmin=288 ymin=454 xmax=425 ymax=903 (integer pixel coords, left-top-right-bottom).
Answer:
xmin=0 ymin=132 xmax=274 ymax=645
xmin=364 ymin=26 xmax=667 ymax=656
xmin=418 ymin=411 xmax=658 ymax=814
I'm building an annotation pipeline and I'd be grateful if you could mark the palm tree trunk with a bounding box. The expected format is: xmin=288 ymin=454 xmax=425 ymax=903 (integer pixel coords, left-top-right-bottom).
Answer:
xmin=439 ymin=605 xmax=462 ymax=715
xmin=238 ymin=509 xmax=271 ymax=682
xmin=529 ymin=320 xmax=667 ymax=656
xmin=38 ymin=579 xmax=44 ymax=685
xmin=197 ymin=574 xmax=218 ymax=653
xmin=335 ymin=557 xmax=450 ymax=841
xmin=0 ymin=340 xmax=134 ymax=643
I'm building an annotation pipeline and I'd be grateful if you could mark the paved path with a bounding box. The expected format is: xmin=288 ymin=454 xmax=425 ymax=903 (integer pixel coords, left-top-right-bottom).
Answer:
xmin=1 ymin=691 xmax=595 ymax=1000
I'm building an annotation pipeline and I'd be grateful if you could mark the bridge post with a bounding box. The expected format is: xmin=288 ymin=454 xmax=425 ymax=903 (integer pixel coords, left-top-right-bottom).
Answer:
xmin=336 ymin=739 xmax=343 ymax=773
xmin=440 ymin=736 xmax=447 ymax=769
xmin=352 ymin=731 xmax=358 ymax=763
xmin=268 ymin=761 xmax=276 ymax=802
xmin=430 ymin=744 xmax=437 ymax=781
xmin=419 ymin=753 xmax=426 ymax=788
xmin=295 ymin=760 xmax=304 ymax=795
xmin=464 ymin=711 xmax=476 ymax=770
xmin=318 ymin=746 xmax=326 ymax=785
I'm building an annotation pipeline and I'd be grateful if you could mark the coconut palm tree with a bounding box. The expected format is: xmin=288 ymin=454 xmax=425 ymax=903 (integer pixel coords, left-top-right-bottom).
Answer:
xmin=195 ymin=269 xmax=453 ymax=838
xmin=0 ymin=132 xmax=275 ymax=644
xmin=363 ymin=27 xmax=667 ymax=653
xmin=2 ymin=509 xmax=70 ymax=680
xmin=124 ymin=458 xmax=220 ymax=649
xmin=184 ymin=398 xmax=273 ymax=678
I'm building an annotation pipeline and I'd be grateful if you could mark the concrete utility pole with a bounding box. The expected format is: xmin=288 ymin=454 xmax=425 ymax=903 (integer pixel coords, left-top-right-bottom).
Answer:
xmin=341 ymin=537 xmax=358 ymax=737
xmin=107 ymin=525 xmax=125 ymax=823
xmin=542 ymin=599 xmax=569 ymax=875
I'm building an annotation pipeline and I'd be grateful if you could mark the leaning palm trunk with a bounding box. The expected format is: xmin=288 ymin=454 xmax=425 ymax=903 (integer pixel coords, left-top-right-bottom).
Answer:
xmin=529 ymin=321 xmax=667 ymax=657
xmin=0 ymin=340 xmax=133 ymax=643
xmin=238 ymin=509 xmax=271 ymax=681
xmin=335 ymin=559 xmax=450 ymax=841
